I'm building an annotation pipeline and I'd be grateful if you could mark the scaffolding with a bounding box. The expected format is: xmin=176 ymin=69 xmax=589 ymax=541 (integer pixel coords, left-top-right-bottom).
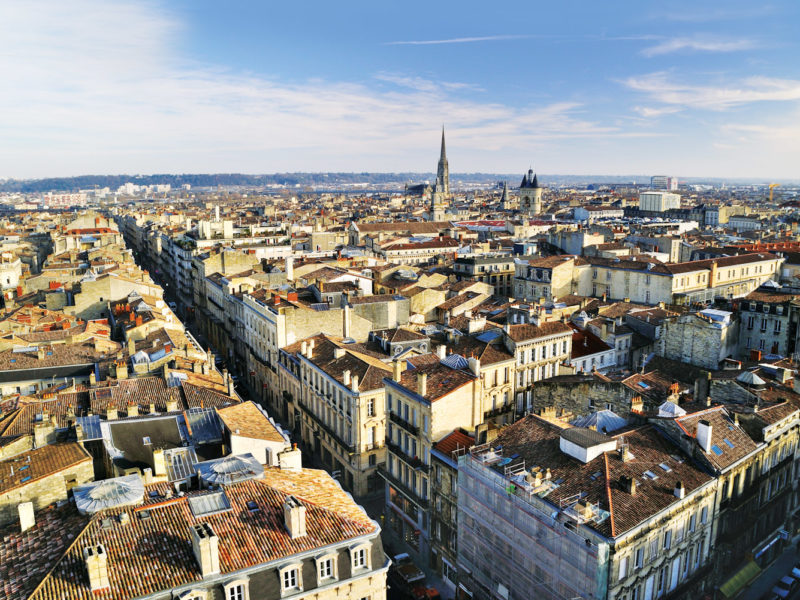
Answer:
xmin=457 ymin=451 xmax=609 ymax=600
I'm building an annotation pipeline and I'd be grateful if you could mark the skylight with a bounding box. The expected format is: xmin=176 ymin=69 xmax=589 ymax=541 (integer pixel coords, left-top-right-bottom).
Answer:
xmin=658 ymin=463 xmax=672 ymax=472
xmin=723 ymin=438 xmax=735 ymax=449
xmin=711 ymin=445 xmax=723 ymax=456
xmin=637 ymin=381 xmax=650 ymax=389
xmin=643 ymin=470 xmax=659 ymax=480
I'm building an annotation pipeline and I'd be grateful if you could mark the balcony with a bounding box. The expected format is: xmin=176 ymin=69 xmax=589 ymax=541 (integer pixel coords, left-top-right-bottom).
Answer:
xmin=387 ymin=440 xmax=430 ymax=473
xmin=389 ymin=412 xmax=419 ymax=436
xmin=377 ymin=464 xmax=429 ymax=510
xmin=484 ymin=404 xmax=513 ymax=419
xmin=296 ymin=394 xmax=355 ymax=454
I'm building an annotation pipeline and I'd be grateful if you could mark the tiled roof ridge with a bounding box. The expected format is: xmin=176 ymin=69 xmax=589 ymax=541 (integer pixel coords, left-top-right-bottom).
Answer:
xmin=603 ymin=452 xmax=616 ymax=537
xmin=27 ymin=514 xmax=94 ymax=600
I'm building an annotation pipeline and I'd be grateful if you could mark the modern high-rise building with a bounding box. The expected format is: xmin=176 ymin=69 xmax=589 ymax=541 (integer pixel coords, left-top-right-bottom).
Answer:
xmin=639 ymin=191 xmax=681 ymax=212
xmin=651 ymin=175 xmax=678 ymax=191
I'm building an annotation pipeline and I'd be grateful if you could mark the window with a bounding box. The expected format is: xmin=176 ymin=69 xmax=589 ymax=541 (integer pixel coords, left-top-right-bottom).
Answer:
xmin=700 ymin=506 xmax=708 ymax=525
xmin=663 ymin=529 xmax=672 ymax=550
xmin=351 ymin=545 xmax=369 ymax=571
xmin=225 ymin=581 xmax=249 ymax=600
xmin=635 ymin=547 xmax=644 ymax=569
xmin=281 ymin=566 xmax=301 ymax=594
xmin=366 ymin=398 xmax=375 ymax=417
xmin=316 ymin=554 xmax=338 ymax=583
xmin=619 ymin=555 xmax=628 ymax=581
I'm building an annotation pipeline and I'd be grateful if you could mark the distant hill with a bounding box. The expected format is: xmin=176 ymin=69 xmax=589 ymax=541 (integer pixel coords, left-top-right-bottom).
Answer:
xmin=1 ymin=172 xmax=796 ymax=193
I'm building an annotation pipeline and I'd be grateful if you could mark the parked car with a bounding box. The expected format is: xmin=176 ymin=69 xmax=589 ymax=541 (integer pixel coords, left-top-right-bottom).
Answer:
xmin=388 ymin=554 xmax=440 ymax=600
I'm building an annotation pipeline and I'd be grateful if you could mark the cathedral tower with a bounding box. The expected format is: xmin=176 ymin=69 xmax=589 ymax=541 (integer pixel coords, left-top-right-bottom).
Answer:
xmin=519 ymin=167 xmax=542 ymax=216
xmin=430 ymin=128 xmax=449 ymax=221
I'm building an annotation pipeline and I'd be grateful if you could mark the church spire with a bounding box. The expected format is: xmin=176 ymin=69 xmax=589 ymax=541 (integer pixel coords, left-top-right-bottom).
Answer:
xmin=435 ymin=127 xmax=449 ymax=196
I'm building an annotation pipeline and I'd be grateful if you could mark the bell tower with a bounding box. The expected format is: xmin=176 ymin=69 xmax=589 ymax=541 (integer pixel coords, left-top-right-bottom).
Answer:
xmin=519 ymin=167 xmax=542 ymax=216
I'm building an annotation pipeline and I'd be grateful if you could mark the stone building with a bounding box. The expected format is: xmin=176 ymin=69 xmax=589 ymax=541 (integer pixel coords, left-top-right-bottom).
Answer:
xmin=381 ymin=356 xmax=483 ymax=568
xmin=502 ymin=319 xmax=573 ymax=414
xmin=658 ymin=309 xmax=738 ymax=370
xmin=281 ymin=334 xmax=390 ymax=497
xmin=2 ymin=463 xmax=389 ymax=600
xmin=0 ymin=443 xmax=93 ymax=526
xmin=457 ymin=415 xmax=717 ymax=600
xmin=735 ymin=290 xmax=797 ymax=359
xmin=430 ymin=429 xmax=475 ymax=594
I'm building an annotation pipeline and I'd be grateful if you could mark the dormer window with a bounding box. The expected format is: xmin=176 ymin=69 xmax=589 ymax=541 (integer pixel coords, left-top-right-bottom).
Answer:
xmin=350 ymin=543 xmax=371 ymax=572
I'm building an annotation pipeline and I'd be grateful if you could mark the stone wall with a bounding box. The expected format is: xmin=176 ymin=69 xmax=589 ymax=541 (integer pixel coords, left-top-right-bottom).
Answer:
xmin=0 ymin=458 xmax=93 ymax=526
xmin=531 ymin=377 xmax=640 ymax=417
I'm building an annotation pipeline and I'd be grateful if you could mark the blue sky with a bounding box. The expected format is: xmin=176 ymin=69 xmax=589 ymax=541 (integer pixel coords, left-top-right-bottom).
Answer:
xmin=1 ymin=1 xmax=798 ymax=179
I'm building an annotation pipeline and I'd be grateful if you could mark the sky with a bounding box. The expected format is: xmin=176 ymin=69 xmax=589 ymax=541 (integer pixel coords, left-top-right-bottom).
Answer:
xmin=1 ymin=1 xmax=799 ymax=180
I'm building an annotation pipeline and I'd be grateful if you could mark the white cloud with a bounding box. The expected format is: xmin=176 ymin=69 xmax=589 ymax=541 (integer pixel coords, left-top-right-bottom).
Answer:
xmin=0 ymin=1 xmax=630 ymax=177
xmin=633 ymin=106 xmax=682 ymax=118
xmin=622 ymin=72 xmax=800 ymax=110
xmin=641 ymin=37 xmax=756 ymax=57
xmin=384 ymin=35 xmax=532 ymax=46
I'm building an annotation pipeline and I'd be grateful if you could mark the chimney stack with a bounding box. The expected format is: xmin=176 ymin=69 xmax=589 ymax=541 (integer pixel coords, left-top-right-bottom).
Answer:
xmin=190 ymin=523 xmax=220 ymax=578
xmin=152 ymin=448 xmax=167 ymax=477
xmin=283 ymin=496 xmax=307 ymax=539
xmin=166 ymin=398 xmax=178 ymax=412
xmin=393 ymin=359 xmax=402 ymax=382
xmin=436 ymin=344 xmax=447 ymax=360
xmin=674 ymin=481 xmax=686 ymax=499
xmin=18 ymin=502 xmax=34 ymax=532
xmin=279 ymin=443 xmax=302 ymax=471
xmin=417 ymin=372 xmax=427 ymax=397
xmin=127 ymin=402 xmax=139 ymax=418
xmin=105 ymin=407 xmax=118 ymax=421
xmin=696 ymin=419 xmax=712 ymax=453
xmin=351 ymin=374 xmax=359 ymax=393
xmin=620 ymin=475 xmax=637 ymax=495
xmin=83 ymin=544 xmax=111 ymax=592
xmin=343 ymin=369 xmax=351 ymax=386
xmin=468 ymin=357 xmax=481 ymax=377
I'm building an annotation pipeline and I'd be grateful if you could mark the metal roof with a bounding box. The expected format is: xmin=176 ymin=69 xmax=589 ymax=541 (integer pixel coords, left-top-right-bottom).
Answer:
xmin=74 ymin=474 xmax=145 ymax=514
xmin=188 ymin=490 xmax=232 ymax=518
xmin=194 ymin=453 xmax=264 ymax=486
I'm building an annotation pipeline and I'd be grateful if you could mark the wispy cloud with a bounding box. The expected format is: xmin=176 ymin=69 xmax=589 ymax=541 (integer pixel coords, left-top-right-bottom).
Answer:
xmin=622 ymin=72 xmax=800 ymax=110
xmin=633 ymin=105 xmax=682 ymax=118
xmin=0 ymin=2 xmax=634 ymax=177
xmin=641 ymin=36 xmax=756 ymax=57
xmin=385 ymin=34 xmax=532 ymax=46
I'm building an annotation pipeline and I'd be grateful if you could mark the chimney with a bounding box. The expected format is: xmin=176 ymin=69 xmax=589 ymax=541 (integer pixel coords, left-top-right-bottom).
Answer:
xmin=343 ymin=303 xmax=351 ymax=339
xmin=696 ymin=419 xmax=712 ymax=452
xmin=37 ymin=347 xmax=45 ymax=360
xmin=152 ymin=448 xmax=167 ymax=476
xmin=190 ymin=523 xmax=220 ymax=578
xmin=300 ymin=341 xmax=308 ymax=357
xmin=18 ymin=502 xmax=35 ymax=532
xmin=620 ymin=475 xmax=637 ymax=495
xmin=619 ymin=444 xmax=633 ymax=462
xmin=334 ymin=347 xmax=346 ymax=359
xmin=674 ymin=481 xmax=686 ymax=499
xmin=351 ymin=374 xmax=359 ymax=393
xmin=83 ymin=544 xmax=111 ymax=592
xmin=417 ymin=372 xmax=427 ymax=397
xmin=285 ymin=256 xmax=294 ymax=281
xmin=279 ymin=443 xmax=302 ymax=471
xmin=127 ymin=402 xmax=139 ymax=418
xmin=148 ymin=402 xmax=156 ymax=414
xmin=393 ymin=359 xmax=402 ymax=382
xmin=228 ymin=377 xmax=235 ymax=397
xmin=308 ymin=339 xmax=315 ymax=358
xmin=436 ymin=344 xmax=447 ymax=360
xmin=343 ymin=369 xmax=351 ymax=386
xmin=166 ymin=398 xmax=178 ymax=412
xmin=115 ymin=360 xmax=128 ymax=380
xmin=105 ymin=407 xmax=118 ymax=421
xmin=468 ymin=357 xmax=481 ymax=377
xmin=89 ymin=371 xmax=97 ymax=385
xmin=283 ymin=496 xmax=307 ymax=539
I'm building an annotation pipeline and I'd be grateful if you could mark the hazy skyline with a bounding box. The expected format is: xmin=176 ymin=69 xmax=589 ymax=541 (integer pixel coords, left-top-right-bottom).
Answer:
xmin=2 ymin=1 xmax=799 ymax=179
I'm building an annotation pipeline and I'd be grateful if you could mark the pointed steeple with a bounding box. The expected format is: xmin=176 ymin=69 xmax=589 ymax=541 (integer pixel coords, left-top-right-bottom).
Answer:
xmin=520 ymin=174 xmax=529 ymax=188
xmin=501 ymin=181 xmax=509 ymax=204
xmin=531 ymin=173 xmax=539 ymax=188
xmin=435 ymin=127 xmax=449 ymax=196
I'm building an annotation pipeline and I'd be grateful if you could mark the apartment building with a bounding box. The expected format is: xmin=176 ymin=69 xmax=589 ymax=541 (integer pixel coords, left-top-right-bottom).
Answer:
xmin=457 ymin=415 xmax=717 ymax=600
xmin=502 ymin=320 xmax=573 ymax=414
xmin=736 ymin=290 xmax=797 ymax=358
xmin=280 ymin=334 xmax=389 ymax=497
xmin=659 ymin=309 xmax=739 ymax=370
xmin=453 ymin=254 xmax=515 ymax=296
xmin=381 ymin=356 xmax=483 ymax=567
xmin=514 ymin=255 xmax=582 ymax=301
